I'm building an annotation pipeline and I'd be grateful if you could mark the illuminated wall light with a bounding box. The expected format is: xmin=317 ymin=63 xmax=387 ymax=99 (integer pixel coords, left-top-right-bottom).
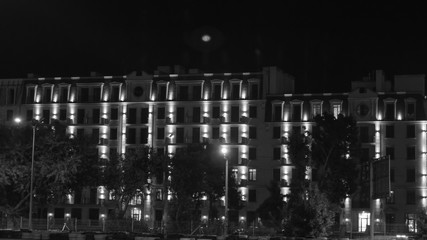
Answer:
xmin=303 ymin=114 xmax=308 ymax=121
xmin=397 ymin=113 xmax=402 ymax=120
xmin=284 ymin=112 xmax=289 ymax=122
xmin=377 ymin=114 xmax=382 ymax=120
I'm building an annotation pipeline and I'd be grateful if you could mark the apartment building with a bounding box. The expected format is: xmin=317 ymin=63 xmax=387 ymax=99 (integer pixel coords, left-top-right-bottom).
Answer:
xmin=0 ymin=67 xmax=426 ymax=234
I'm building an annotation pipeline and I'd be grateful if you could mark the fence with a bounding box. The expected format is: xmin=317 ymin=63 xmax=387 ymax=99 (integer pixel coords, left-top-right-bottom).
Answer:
xmin=0 ymin=217 xmax=421 ymax=238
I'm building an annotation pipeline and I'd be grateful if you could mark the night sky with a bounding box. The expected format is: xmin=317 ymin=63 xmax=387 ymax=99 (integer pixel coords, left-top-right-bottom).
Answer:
xmin=1 ymin=1 xmax=426 ymax=93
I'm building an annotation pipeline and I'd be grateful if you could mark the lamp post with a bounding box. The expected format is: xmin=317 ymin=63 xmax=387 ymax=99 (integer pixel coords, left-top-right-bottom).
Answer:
xmin=29 ymin=123 xmax=35 ymax=230
xmin=221 ymin=146 xmax=229 ymax=238
xmin=15 ymin=117 xmax=36 ymax=230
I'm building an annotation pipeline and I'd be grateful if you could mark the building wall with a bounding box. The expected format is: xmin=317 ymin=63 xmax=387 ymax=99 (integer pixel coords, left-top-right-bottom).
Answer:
xmin=1 ymin=67 xmax=426 ymax=233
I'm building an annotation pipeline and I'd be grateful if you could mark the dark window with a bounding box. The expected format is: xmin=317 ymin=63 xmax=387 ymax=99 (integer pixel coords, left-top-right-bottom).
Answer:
xmin=140 ymin=128 xmax=148 ymax=144
xmin=88 ymin=208 xmax=99 ymax=220
xmin=406 ymin=190 xmax=416 ymax=205
xmin=157 ymin=127 xmax=164 ymax=140
xmin=250 ymin=84 xmax=259 ymax=99
xmin=292 ymin=126 xmax=301 ymax=136
xmin=27 ymin=109 xmax=34 ymax=121
xmin=176 ymin=127 xmax=184 ymax=143
xmin=80 ymin=88 xmax=89 ymax=102
xmin=111 ymin=86 xmax=120 ymax=102
xmin=27 ymin=88 xmax=35 ymax=103
xmin=273 ymin=168 xmax=280 ymax=181
xmin=249 ymin=148 xmax=256 ymax=160
xmin=127 ymin=128 xmax=136 ymax=144
xmin=230 ymin=127 xmax=238 ymax=143
xmin=248 ymin=189 xmax=256 ymax=202
xmin=273 ymin=148 xmax=281 ymax=160
xmin=58 ymin=109 xmax=66 ymax=121
xmin=178 ymin=86 xmax=189 ymax=100
xmin=274 ymin=105 xmax=282 ymax=121
xmin=111 ymin=108 xmax=118 ymax=120
xmin=157 ymin=107 xmax=165 ymax=119
xmin=385 ymin=103 xmax=395 ymax=120
xmin=93 ymin=87 xmax=101 ymax=102
xmin=192 ymin=85 xmax=201 ymax=100
xmin=386 ymin=147 xmax=394 ymax=160
xmin=76 ymin=129 xmax=85 ymax=138
xmin=6 ymin=110 xmax=13 ymax=121
xmin=43 ymin=87 xmax=51 ymax=103
xmin=158 ymin=85 xmax=167 ymax=101
xmin=273 ymin=126 xmax=281 ymax=139
xmin=231 ymin=84 xmax=240 ymax=100
xmin=77 ymin=109 xmax=85 ymax=124
xmin=292 ymin=104 xmax=301 ymax=121
xmin=212 ymin=106 xmax=220 ymax=118
xmin=212 ymin=127 xmax=219 ymax=139
xmin=385 ymin=125 xmax=394 ymax=138
xmin=91 ymin=128 xmax=99 ymax=144
xmin=128 ymin=108 xmax=137 ymax=124
xmin=231 ymin=106 xmax=239 ymax=122
xmin=407 ymin=146 xmax=416 ymax=160
xmin=249 ymin=106 xmax=257 ymax=118
xmin=407 ymin=169 xmax=415 ymax=182
xmin=110 ymin=128 xmax=117 ymax=140
xmin=407 ymin=125 xmax=415 ymax=138
xmin=54 ymin=208 xmax=65 ymax=218
xmin=8 ymin=89 xmax=15 ymax=104
xmin=360 ymin=126 xmax=370 ymax=143
xmin=141 ymin=108 xmax=149 ymax=124
xmin=213 ymin=84 xmax=221 ymax=100
xmin=92 ymin=109 xmax=100 ymax=124
xmin=192 ymin=127 xmax=200 ymax=143
xmin=249 ymin=127 xmax=257 ymax=139
xmin=43 ymin=109 xmax=50 ymax=123
xmin=177 ymin=107 xmax=185 ymax=122
xmin=60 ymin=87 xmax=68 ymax=103
xmin=192 ymin=107 xmax=200 ymax=123
xmin=89 ymin=188 xmax=97 ymax=204
xmin=71 ymin=208 xmax=82 ymax=219
xmin=74 ymin=190 xmax=82 ymax=204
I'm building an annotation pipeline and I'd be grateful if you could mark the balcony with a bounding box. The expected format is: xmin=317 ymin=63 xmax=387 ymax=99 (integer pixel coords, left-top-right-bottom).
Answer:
xmin=219 ymin=137 xmax=226 ymax=143
xmin=203 ymin=117 xmax=211 ymax=124
xmin=239 ymin=116 xmax=249 ymax=124
xmin=239 ymin=158 xmax=249 ymax=165
xmin=281 ymin=136 xmax=289 ymax=144
xmin=241 ymin=137 xmax=249 ymax=144
xmin=280 ymin=179 xmax=289 ymax=187
xmin=166 ymin=117 xmax=172 ymax=124
xmin=98 ymin=138 xmax=109 ymax=145
xmin=220 ymin=116 xmax=226 ymax=123
xmin=101 ymin=118 xmax=110 ymax=125
xmin=239 ymin=179 xmax=249 ymax=187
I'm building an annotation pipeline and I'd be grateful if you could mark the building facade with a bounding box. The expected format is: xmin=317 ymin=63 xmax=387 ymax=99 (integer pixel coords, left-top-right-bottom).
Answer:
xmin=0 ymin=67 xmax=426 ymax=234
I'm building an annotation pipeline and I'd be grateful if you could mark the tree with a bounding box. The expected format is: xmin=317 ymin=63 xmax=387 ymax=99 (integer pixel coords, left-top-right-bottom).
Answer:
xmin=101 ymin=146 xmax=153 ymax=219
xmin=256 ymin=180 xmax=285 ymax=231
xmin=283 ymin=113 xmax=358 ymax=237
xmin=311 ymin=113 xmax=359 ymax=204
xmin=167 ymin=144 xmax=240 ymax=231
xmin=0 ymin=121 xmax=95 ymax=228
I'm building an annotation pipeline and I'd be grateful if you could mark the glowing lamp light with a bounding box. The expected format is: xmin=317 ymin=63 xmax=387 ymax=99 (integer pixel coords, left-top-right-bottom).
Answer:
xmin=201 ymin=34 xmax=211 ymax=42
xmin=14 ymin=117 xmax=22 ymax=123
xmin=48 ymin=213 xmax=53 ymax=217
xmin=221 ymin=147 xmax=228 ymax=155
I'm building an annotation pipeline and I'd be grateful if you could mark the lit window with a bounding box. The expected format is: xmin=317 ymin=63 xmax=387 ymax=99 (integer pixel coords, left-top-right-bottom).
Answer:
xmin=332 ymin=103 xmax=341 ymax=118
xmin=249 ymin=169 xmax=256 ymax=181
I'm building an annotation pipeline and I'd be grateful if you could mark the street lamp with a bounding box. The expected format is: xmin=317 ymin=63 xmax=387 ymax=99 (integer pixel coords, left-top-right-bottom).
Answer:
xmin=15 ymin=117 xmax=36 ymax=230
xmin=221 ymin=146 xmax=229 ymax=237
xmin=29 ymin=120 xmax=36 ymax=230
